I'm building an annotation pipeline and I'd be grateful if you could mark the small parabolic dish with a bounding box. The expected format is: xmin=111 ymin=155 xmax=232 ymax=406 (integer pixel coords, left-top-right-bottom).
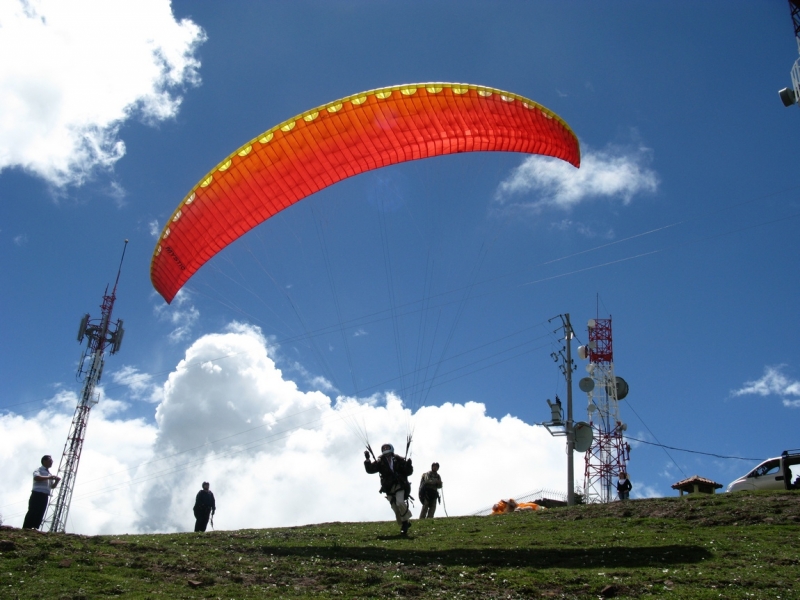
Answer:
xmin=606 ymin=376 xmax=629 ymax=400
xmin=574 ymin=422 xmax=593 ymax=452
xmin=578 ymin=377 xmax=595 ymax=393
xmin=577 ymin=345 xmax=588 ymax=360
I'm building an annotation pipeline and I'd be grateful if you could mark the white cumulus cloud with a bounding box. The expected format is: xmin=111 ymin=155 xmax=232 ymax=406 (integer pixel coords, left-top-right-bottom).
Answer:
xmin=0 ymin=323 xmax=570 ymax=534
xmin=495 ymin=143 xmax=659 ymax=212
xmin=0 ymin=0 xmax=205 ymax=188
xmin=732 ymin=365 xmax=800 ymax=408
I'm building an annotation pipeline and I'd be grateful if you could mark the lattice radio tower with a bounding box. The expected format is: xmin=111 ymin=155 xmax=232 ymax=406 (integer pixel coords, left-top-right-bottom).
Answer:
xmin=578 ymin=316 xmax=630 ymax=503
xmin=43 ymin=241 xmax=127 ymax=533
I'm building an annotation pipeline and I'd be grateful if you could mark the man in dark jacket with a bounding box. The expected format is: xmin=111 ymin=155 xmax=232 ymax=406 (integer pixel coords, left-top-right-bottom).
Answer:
xmin=418 ymin=462 xmax=442 ymax=519
xmin=364 ymin=443 xmax=414 ymax=534
xmin=193 ymin=482 xmax=216 ymax=532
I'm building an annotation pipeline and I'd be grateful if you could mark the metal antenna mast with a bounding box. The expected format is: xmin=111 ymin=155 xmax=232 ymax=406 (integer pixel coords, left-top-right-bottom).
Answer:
xmin=779 ymin=0 xmax=800 ymax=107
xmin=43 ymin=241 xmax=128 ymax=533
xmin=578 ymin=316 xmax=630 ymax=503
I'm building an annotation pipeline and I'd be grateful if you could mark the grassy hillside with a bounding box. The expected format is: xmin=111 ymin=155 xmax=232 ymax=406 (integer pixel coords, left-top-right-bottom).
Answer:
xmin=1 ymin=491 xmax=798 ymax=599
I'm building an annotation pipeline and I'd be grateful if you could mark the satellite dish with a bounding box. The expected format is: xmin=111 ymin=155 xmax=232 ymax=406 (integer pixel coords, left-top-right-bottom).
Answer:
xmin=574 ymin=422 xmax=593 ymax=452
xmin=587 ymin=319 xmax=596 ymax=328
xmin=577 ymin=345 xmax=588 ymax=360
xmin=587 ymin=403 xmax=596 ymax=413
xmin=578 ymin=377 xmax=595 ymax=393
xmin=606 ymin=376 xmax=629 ymax=400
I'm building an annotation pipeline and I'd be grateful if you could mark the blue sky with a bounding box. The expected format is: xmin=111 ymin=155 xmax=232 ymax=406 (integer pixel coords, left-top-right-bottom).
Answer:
xmin=1 ymin=1 xmax=798 ymax=533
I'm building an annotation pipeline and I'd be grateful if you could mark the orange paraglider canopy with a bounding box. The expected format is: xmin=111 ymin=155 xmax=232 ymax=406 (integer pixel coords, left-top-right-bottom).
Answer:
xmin=151 ymin=83 xmax=580 ymax=303
xmin=490 ymin=499 xmax=545 ymax=514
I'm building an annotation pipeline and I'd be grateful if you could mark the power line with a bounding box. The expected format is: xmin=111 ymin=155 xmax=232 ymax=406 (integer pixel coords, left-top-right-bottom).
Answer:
xmin=623 ymin=400 xmax=686 ymax=479
xmin=4 ymin=205 xmax=798 ymax=420
xmin=182 ymin=190 xmax=800 ymax=397
xmin=7 ymin=202 xmax=799 ymax=415
xmin=626 ymin=436 xmax=765 ymax=462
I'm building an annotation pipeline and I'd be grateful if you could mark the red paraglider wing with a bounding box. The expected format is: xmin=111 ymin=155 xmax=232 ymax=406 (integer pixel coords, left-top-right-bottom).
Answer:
xmin=151 ymin=83 xmax=580 ymax=303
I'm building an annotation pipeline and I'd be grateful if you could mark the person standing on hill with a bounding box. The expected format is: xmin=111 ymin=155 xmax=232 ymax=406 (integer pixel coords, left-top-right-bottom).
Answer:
xmin=364 ymin=443 xmax=414 ymax=534
xmin=22 ymin=455 xmax=61 ymax=530
xmin=418 ymin=462 xmax=442 ymax=519
xmin=617 ymin=472 xmax=632 ymax=501
xmin=193 ymin=482 xmax=216 ymax=532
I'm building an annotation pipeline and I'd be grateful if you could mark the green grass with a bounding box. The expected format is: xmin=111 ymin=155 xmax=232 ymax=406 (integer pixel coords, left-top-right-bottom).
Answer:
xmin=1 ymin=490 xmax=798 ymax=599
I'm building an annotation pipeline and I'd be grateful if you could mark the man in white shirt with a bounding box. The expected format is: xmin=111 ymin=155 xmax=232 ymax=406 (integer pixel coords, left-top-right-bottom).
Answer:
xmin=22 ymin=455 xmax=60 ymax=530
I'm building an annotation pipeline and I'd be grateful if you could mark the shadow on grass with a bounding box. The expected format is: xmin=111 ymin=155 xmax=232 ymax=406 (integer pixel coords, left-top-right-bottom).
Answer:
xmin=253 ymin=544 xmax=711 ymax=569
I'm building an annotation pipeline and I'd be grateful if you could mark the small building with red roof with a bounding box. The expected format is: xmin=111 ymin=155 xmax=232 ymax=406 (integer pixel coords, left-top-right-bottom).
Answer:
xmin=671 ymin=475 xmax=723 ymax=496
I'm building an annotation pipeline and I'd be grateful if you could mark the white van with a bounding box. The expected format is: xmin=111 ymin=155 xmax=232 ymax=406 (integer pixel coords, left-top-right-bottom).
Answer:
xmin=726 ymin=450 xmax=800 ymax=493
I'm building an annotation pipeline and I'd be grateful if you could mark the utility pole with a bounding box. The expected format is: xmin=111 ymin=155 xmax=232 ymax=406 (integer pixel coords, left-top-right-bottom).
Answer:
xmin=564 ymin=314 xmax=575 ymax=506
xmin=543 ymin=313 xmax=578 ymax=505
xmin=43 ymin=241 xmax=127 ymax=533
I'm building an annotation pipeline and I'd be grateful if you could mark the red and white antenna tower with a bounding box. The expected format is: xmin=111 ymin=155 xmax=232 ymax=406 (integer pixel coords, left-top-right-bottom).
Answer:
xmin=42 ymin=241 xmax=128 ymax=533
xmin=580 ymin=316 xmax=630 ymax=503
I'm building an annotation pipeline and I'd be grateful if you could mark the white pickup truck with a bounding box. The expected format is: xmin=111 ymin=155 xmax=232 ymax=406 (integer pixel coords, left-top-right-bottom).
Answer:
xmin=726 ymin=449 xmax=800 ymax=492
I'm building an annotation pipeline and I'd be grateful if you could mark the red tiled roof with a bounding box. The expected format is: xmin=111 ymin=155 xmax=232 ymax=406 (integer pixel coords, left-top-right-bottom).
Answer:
xmin=671 ymin=475 xmax=723 ymax=490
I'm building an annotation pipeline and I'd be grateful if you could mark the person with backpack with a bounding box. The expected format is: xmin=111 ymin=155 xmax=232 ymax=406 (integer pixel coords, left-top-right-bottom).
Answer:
xmin=364 ymin=443 xmax=414 ymax=534
xmin=418 ymin=462 xmax=442 ymax=519
xmin=193 ymin=482 xmax=216 ymax=532
xmin=617 ymin=472 xmax=632 ymax=500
